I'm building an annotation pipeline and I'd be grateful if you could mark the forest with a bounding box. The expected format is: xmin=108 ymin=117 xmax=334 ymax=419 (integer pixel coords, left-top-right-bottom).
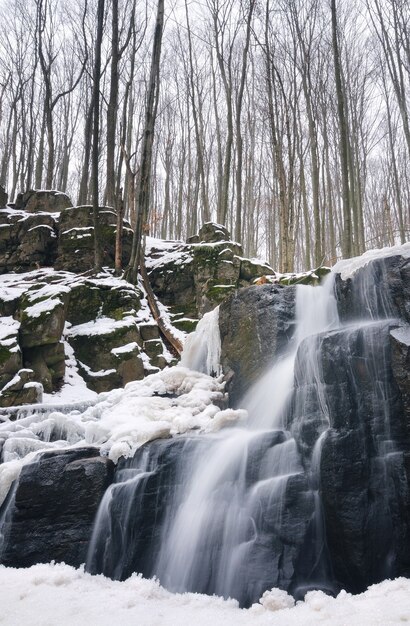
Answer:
xmin=0 ymin=0 xmax=409 ymax=273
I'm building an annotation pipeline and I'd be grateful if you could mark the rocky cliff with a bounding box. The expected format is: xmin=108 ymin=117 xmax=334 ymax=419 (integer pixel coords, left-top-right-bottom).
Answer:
xmin=0 ymin=190 xmax=273 ymax=406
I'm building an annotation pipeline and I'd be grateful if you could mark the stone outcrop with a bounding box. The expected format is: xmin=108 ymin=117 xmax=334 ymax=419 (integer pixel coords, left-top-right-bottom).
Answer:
xmin=146 ymin=222 xmax=275 ymax=323
xmin=14 ymin=190 xmax=72 ymax=214
xmin=55 ymin=205 xmax=133 ymax=273
xmin=0 ymin=447 xmax=114 ymax=568
xmin=219 ymin=284 xmax=296 ymax=406
xmin=0 ymin=270 xmax=169 ymax=404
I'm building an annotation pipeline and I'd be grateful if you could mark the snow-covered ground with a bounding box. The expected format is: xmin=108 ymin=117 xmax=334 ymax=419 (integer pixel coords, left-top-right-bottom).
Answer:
xmin=0 ymin=562 xmax=409 ymax=626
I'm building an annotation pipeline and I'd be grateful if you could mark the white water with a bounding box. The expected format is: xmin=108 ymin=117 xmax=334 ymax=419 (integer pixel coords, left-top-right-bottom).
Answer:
xmin=153 ymin=278 xmax=340 ymax=600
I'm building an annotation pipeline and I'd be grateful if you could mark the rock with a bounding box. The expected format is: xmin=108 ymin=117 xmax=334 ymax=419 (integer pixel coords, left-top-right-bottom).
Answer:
xmin=0 ymin=185 xmax=8 ymax=207
xmin=219 ymin=284 xmax=296 ymax=406
xmin=318 ymin=321 xmax=410 ymax=593
xmin=0 ymin=320 xmax=22 ymax=388
xmin=14 ymin=189 xmax=72 ymax=214
xmin=18 ymin=293 xmax=66 ymax=348
xmin=139 ymin=323 xmax=160 ymax=341
xmin=335 ymin=254 xmax=410 ymax=322
xmin=55 ymin=206 xmax=133 ymax=272
xmin=0 ymin=369 xmax=43 ymax=407
xmin=0 ymin=448 xmax=114 ymax=568
xmin=66 ymin=280 xmax=141 ymax=326
xmin=68 ymin=318 xmax=144 ymax=392
xmin=147 ymin=226 xmax=275 ymax=320
xmin=198 ymin=222 xmax=231 ymax=243
xmin=23 ymin=343 xmax=65 ymax=394
xmin=0 ymin=210 xmax=58 ymax=273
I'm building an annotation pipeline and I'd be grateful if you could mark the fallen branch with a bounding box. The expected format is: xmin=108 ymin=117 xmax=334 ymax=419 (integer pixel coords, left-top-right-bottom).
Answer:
xmin=139 ymin=255 xmax=183 ymax=355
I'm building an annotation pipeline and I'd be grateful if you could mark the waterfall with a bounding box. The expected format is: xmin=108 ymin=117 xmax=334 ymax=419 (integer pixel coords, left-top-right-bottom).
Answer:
xmin=86 ymin=276 xmax=341 ymax=604
xmin=85 ymin=260 xmax=408 ymax=604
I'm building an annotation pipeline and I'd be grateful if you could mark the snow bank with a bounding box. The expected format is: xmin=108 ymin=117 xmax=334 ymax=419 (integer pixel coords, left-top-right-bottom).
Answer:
xmin=333 ymin=242 xmax=410 ymax=280
xmin=0 ymin=562 xmax=409 ymax=626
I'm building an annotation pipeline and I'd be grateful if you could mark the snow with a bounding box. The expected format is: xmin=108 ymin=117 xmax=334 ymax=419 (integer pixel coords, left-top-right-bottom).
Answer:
xmin=24 ymin=297 xmax=63 ymax=318
xmin=0 ymin=563 xmax=409 ymax=626
xmin=333 ymin=242 xmax=410 ymax=280
xmin=111 ymin=342 xmax=140 ymax=355
xmin=67 ymin=316 xmax=136 ymax=338
xmin=0 ymin=316 xmax=20 ymax=341
xmin=0 ymin=366 xmax=232 ymax=497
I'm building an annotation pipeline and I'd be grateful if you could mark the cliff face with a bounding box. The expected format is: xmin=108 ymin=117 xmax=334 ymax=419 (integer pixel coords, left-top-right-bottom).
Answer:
xmin=0 ymin=191 xmax=275 ymax=405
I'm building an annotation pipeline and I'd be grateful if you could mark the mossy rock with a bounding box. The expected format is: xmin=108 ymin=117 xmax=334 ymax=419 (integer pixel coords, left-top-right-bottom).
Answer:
xmin=139 ymin=324 xmax=160 ymax=341
xmin=278 ymin=268 xmax=331 ymax=286
xmin=0 ymin=368 xmax=43 ymax=407
xmin=68 ymin=319 xmax=141 ymax=371
xmin=143 ymin=339 xmax=163 ymax=359
xmin=15 ymin=190 xmax=72 ymax=214
xmin=24 ymin=342 xmax=65 ymax=393
xmin=66 ymin=283 xmax=103 ymax=325
xmin=197 ymin=222 xmax=231 ymax=243
xmin=18 ymin=296 xmax=65 ymax=348
xmin=204 ymin=283 xmax=237 ymax=305
xmin=239 ymin=258 xmax=275 ymax=282
xmin=172 ymin=318 xmax=198 ymax=333
xmin=0 ymin=328 xmax=22 ymax=387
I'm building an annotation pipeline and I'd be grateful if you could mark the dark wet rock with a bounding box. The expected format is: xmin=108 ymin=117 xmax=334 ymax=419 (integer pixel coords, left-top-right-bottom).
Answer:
xmin=318 ymin=321 xmax=410 ymax=593
xmin=219 ymin=284 xmax=296 ymax=406
xmin=335 ymin=254 xmax=410 ymax=322
xmin=0 ymin=448 xmax=114 ymax=568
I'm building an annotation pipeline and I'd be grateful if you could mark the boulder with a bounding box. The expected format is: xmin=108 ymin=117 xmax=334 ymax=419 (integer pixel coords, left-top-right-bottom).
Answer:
xmin=0 ymin=319 xmax=22 ymax=388
xmin=317 ymin=321 xmax=410 ymax=592
xmin=0 ymin=210 xmax=58 ymax=273
xmin=0 ymin=368 xmax=43 ymax=407
xmin=0 ymin=448 xmax=114 ymax=568
xmin=335 ymin=254 xmax=410 ymax=323
xmin=197 ymin=222 xmax=231 ymax=243
xmin=219 ymin=284 xmax=296 ymax=406
xmin=67 ymin=318 xmax=144 ymax=392
xmin=18 ymin=294 xmax=66 ymax=348
xmin=24 ymin=343 xmax=65 ymax=394
xmin=66 ymin=280 xmax=141 ymax=326
xmin=55 ymin=206 xmax=133 ymax=272
xmin=14 ymin=189 xmax=72 ymax=214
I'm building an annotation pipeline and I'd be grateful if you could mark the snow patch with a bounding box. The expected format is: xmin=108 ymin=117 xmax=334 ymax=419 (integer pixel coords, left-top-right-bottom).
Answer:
xmin=333 ymin=242 xmax=410 ymax=280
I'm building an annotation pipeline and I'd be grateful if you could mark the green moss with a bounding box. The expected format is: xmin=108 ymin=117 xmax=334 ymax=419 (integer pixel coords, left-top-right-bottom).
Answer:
xmin=0 ymin=344 xmax=13 ymax=365
xmin=173 ymin=318 xmax=198 ymax=333
xmin=206 ymin=283 xmax=237 ymax=304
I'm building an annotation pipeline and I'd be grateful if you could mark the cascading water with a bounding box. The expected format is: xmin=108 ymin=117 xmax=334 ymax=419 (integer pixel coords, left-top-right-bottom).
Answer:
xmin=87 ymin=276 xmax=341 ymax=603
xmin=86 ymin=255 xmax=409 ymax=603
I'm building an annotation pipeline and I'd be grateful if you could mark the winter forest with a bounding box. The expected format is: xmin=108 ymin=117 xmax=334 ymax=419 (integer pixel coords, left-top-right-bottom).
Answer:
xmin=2 ymin=0 xmax=410 ymax=624
xmin=1 ymin=0 xmax=409 ymax=273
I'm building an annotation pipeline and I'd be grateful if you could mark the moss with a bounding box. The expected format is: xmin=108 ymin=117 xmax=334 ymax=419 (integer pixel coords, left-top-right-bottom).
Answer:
xmin=173 ymin=318 xmax=198 ymax=333
xmin=0 ymin=344 xmax=13 ymax=365
xmin=206 ymin=283 xmax=237 ymax=305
